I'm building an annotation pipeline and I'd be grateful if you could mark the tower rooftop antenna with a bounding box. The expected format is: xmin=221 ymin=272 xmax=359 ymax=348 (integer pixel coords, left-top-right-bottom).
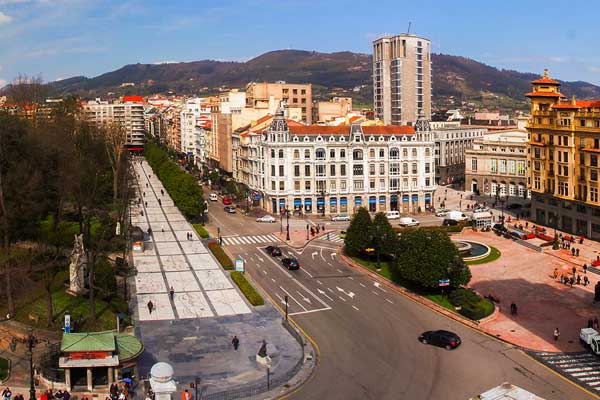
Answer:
xmin=407 ymin=22 xmax=412 ymax=34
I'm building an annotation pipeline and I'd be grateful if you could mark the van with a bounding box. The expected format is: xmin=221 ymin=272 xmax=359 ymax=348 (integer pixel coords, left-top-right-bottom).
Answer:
xmin=209 ymin=193 xmax=218 ymax=201
xmin=445 ymin=210 xmax=468 ymax=221
xmin=399 ymin=217 xmax=419 ymax=227
xmin=386 ymin=211 xmax=400 ymax=220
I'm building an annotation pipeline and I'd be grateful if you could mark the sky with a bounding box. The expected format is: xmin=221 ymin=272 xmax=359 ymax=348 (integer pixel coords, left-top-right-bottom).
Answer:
xmin=1 ymin=0 xmax=600 ymax=89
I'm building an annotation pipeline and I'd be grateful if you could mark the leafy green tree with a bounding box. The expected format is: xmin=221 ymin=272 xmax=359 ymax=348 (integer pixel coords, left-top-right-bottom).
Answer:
xmin=344 ymin=207 xmax=373 ymax=255
xmin=391 ymin=229 xmax=471 ymax=289
xmin=371 ymin=212 xmax=397 ymax=257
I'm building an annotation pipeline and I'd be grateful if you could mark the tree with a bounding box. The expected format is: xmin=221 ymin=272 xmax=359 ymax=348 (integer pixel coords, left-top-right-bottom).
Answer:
xmin=371 ymin=212 xmax=397 ymax=257
xmin=344 ymin=207 xmax=373 ymax=255
xmin=102 ymin=123 xmax=128 ymax=200
xmin=391 ymin=229 xmax=471 ymax=289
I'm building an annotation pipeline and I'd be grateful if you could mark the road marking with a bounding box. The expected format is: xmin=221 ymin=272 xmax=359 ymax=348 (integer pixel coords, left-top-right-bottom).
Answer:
xmin=347 ymin=291 xmax=355 ymax=299
xmin=311 ymin=251 xmax=318 ymax=260
xmin=316 ymin=280 xmax=323 ymax=285
xmin=288 ymin=307 xmax=331 ymax=316
xmin=338 ymin=296 xmax=346 ymax=302
xmin=296 ymin=290 xmax=312 ymax=304
xmin=280 ymin=286 xmax=308 ymax=311
xmin=301 ymin=268 xmax=314 ymax=278
xmin=320 ymin=249 xmax=327 ymax=263
xmin=331 ymin=252 xmax=337 ymax=258
xmin=337 ymin=269 xmax=343 ymax=273
xmin=271 ymin=278 xmax=276 ymax=283
xmin=327 ymin=287 xmax=334 ymax=293
xmin=371 ymin=290 xmax=380 ymax=296
xmin=359 ymin=283 xmax=366 ymax=288
xmin=386 ymin=299 xmax=394 ymax=304
xmin=275 ymin=293 xmax=286 ymax=306
xmin=257 ymin=256 xmax=264 ymax=262
xmin=352 ymin=305 xmax=360 ymax=311
xmin=348 ymin=277 xmax=354 ymax=280
xmin=317 ymin=288 xmax=335 ymax=302
xmin=262 ymin=270 xmax=268 ymax=275
xmin=183 ymin=336 xmax=198 ymax=341
xmin=373 ymin=281 xmax=387 ymax=292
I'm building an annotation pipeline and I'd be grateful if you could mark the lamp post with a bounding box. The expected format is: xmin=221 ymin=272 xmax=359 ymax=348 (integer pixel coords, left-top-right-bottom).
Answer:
xmin=285 ymin=208 xmax=290 ymax=241
xmin=20 ymin=327 xmax=39 ymax=400
xmin=284 ymin=295 xmax=289 ymax=321
xmin=375 ymin=225 xmax=381 ymax=271
xmin=459 ymin=193 xmax=463 ymax=211
xmin=306 ymin=224 xmax=309 ymax=240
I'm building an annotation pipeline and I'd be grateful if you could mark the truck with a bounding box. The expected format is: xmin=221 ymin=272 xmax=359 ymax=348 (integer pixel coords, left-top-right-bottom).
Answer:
xmin=580 ymin=327 xmax=600 ymax=354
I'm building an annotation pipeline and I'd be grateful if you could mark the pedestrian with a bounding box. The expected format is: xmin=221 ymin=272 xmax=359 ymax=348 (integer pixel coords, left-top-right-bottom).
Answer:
xmin=553 ymin=268 xmax=558 ymax=279
xmin=158 ymin=198 xmax=162 ymax=206
xmin=577 ymin=274 xmax=582 ymax=285
xmin=570 ymin=277 xmax=575 ymax=287
xmin=140 ymin=210 xmax=144 ymax=216
xmin=572 ymin=266 xmax=577 ymax=276
xmin=146 ymin=183 xmax=148 ymax=188
xmin=145 ymin=201 xmax=148 ymax=207
xmin=161 ymin=189 xmax=164 ymax=196
xmin=584 ymin=275 xmax=590 ymax=286
xmin=2 ymin=387 xmax=12 ymax=400
xmin=143 ymin=192 xmax=145 ymax=196
xmin=554 ymin=328 xmax=560 ymax=341
xmin=576 ymin=248 xmax=580 ymax=257
xmin=327 ymin=233 xmax=330 ymax=240
xmin=147 ymin=300 xmax=154 ymax=314
xmin=526 ymin=221 xmax=529 ymax=228
xmin=584 ymin=264 xmax=588 ymax=274
xmin=571 ymin=247 xmax=575 ymax=256
xmin=560 ymin=274 xmax=564 ymax=284
xmin=169 ymin=286 xmax=175 ymax=300
xmin=595 ymin=318 xmax=599 ymax=330
xmin=232 ymin=335 xmax=240 ymax=350
xmin=510 ymin=302 xmax=518 ymax=315
xmin=180 ymin=390 xmax=192 ymax=400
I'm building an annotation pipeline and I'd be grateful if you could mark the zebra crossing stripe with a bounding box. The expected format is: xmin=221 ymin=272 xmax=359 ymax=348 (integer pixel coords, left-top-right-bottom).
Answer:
xmin=231 ymin=237 xmax=241 ymax=245
xmin=222 ymin=237 xmax=232 ymax=245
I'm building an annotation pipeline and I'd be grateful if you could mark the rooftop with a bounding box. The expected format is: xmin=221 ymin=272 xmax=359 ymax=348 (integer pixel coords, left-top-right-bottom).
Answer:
xmin=288 ymin=125 xmax=415 ymax=135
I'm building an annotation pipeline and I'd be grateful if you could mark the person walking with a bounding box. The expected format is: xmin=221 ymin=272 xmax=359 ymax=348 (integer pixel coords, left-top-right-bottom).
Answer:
xmin=553 ymin=268 xmax=558 ymax=279
xmin=570 ymin=276 xmax=575 ymax=287
xmin=169 ymin=287 xmax=175 ymax=300
xmin=577 ymin=275 xmax=582 ymax=285
xmin=572 ymin=266 xmax=577 ymax=276
xmin=232 ymin=335 xmax=240 ymax=350
xmin=158 ymin=198 xmax=162 ymax=206
xmin=147 ymin=300 xmax=154 ymax=314
xmin=576 ymin=248 xmax=580 ymax=257
xmin=594 ymin=318 xmax=599 ymax=330
xmin=584 ymin=264 xmax=588 ymax=274
xmin=180 ymin=390 xmax=192 ymax=400
xmin=2 ymin=387 xmax=12 ymax=400
xmin=554 ymin=328 xmax=560 ymax=341
xmin=584 ymin=275 xmax=590 ymax=286
xmin=161 ymin=189 xmax=164 ymax=196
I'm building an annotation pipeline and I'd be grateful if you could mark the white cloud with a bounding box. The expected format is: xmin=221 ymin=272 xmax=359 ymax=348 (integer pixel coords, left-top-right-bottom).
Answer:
xmin=588 ymin=66 xmax=600 ymax=73
xmin=0 ymin=11 xmax=13 ymax=24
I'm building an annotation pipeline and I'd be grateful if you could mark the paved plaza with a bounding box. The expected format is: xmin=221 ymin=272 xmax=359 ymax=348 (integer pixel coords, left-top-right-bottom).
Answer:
xmin=130 ymin=161 xmax=251 ymax=321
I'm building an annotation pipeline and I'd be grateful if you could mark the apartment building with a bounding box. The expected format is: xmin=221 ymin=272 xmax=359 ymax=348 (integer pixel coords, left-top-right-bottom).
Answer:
xmin=83 ymin=96 xmax=145 ymax=147
xmin=233 ymin=109 xmax=436 ymax=215
xmin=245 ymin=82 xmax=312 ymax=123
xmin=180 ymin=98 xmax=212 ymax=164
xmin=314 ymin=97 xmax=353 ymax=123
xmin=464 ymin=128 xmax=529 ymax=197
xmin=373 ymin=33 xmax=432 ymax=126
xmin=526 ymin=70 xmax=600 ymax=238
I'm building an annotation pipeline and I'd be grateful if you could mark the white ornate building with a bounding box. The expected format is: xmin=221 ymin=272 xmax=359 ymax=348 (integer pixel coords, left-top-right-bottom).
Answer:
xmin=233 ymin=110 xmax=437 ymax=215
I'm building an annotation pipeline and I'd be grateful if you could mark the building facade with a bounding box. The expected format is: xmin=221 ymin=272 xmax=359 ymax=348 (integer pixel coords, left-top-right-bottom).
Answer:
xmin=464 ymin=129 xmax=529 ymax=197
xmin=372 ymin=33 xmax=432 ymax=126
xmin=234 ymin=111 xmax=436 ymax=215
xmin=180 ymin=98 xmax=212 ymax=164
xmin=83 ymin=97 xmax=146 ymax=147
xmin=245 ymin=82 xmax=312 ymax=124
xmin=430 ymin=121 xmax=487 ymax=185
xmin=526 ymin=70 xmax=600 ymax=238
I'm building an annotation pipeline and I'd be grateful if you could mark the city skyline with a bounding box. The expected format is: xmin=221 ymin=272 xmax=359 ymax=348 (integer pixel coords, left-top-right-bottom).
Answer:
xmin=1 ymin=0 xmax=600 ymax=88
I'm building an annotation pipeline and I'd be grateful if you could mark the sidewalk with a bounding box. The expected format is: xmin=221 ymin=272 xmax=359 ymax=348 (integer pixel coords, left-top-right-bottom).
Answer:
xmin=273 ymin=229 xmax=334 ymax=249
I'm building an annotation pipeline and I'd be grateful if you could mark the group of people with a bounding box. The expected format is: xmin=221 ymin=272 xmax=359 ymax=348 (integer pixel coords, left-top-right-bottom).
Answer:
xmin=1 ymin=387 xmax=24 ymax=400
xmin=554 ymin=266 xmax=590 ymax=287
xmin=308 ymin=224 xmax=326 ymax=237
xmin=41 ymin=390 xmax=71 ymax=400
xmin=107 ymin=382 xmax=131 ymax=400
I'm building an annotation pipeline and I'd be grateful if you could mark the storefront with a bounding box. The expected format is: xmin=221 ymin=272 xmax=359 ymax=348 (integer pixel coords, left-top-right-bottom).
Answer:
xmin=368 ymin=196 xmax=377 ymax=212
xmin=293 ymin=198 xmax=302 ymax=213
xmin=425 ymin=194 xmax=432 ymax=209
xmin=379 ymin=195 xmax=386 ymax=211
xmin=317 ymin=197 xmax=325 ymax=215
xmin=304 ymin=198 xmax=313 ymax=214
xmin=330 ymin=197 xmax=338 ymax=214
xmin=278 ymin=199 xmax=286 ymax=213
xmin=390 ymin=195 xmax=398 ymax=211
xmin=340 ymin=197 xmax=348 ymax=213
xmin=354 ymin=196 xmax=362 ymax=213
xmin=402 ymin=195 xmax=409 ymax=213
xmin=411 ymin=194 xmax=419 ymax=213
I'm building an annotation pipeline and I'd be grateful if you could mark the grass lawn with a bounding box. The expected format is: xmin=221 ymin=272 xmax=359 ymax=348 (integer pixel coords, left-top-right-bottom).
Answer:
xmin=0 ymin=357 xmax=9 ymax=382
xmin=465 ymin=246 xmax=501 ymax=265
xmin=1 ymin=269 xmax=119 ymax=332
xmin=425 ymin=294 xmax=455 ymax=311
xmin=351 ymin=256 xmax=392 ymax=280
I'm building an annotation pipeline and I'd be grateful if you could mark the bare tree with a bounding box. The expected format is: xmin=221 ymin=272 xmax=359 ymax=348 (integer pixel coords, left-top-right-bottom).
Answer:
xmin=7 ymin=74 xmax=48 ymax=108
xmin=103 ymin=123 xmax=128 ymax=200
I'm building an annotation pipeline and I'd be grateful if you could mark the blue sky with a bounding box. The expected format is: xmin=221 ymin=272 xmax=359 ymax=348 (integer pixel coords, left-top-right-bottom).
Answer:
xmin=1 ymin=0 xmax=600 ymax=88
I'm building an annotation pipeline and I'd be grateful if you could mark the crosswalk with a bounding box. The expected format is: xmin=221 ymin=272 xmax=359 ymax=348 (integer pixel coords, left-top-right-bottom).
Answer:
xmin=221 ymin=234 xmax=280 ymax=246
xmin=531 ymin=351 xmax=600 ymax=392
xmin=324 ymin=233 xmax=344 ymax=244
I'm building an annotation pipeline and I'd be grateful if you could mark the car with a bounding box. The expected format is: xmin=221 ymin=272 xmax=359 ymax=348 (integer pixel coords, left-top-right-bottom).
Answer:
xmin=506 ymin=203 xmax=522 ymax=210
xmin=222 ymin=197 xmax=232 ymax=205
xmin=331 ymin=214 xmax=351 ymax=222
xmin=445 ymin=210 xmax=469 ymax=222
xmin=256 ymin=215 xmax=276 ymax=223
xmin=224 ymin=205 xmax=236 ymax=214
xmin=419 ymin=330 xmax=461 ymax=350
xmin=265 ymin=246 xmax=282 ymax=256
xmin=281 ymin=257 xmax=300 ymax=270
xmin=386 ymin=210 xmax=401 ymax=220
xmin=442 ymin=219 xmax=458 ymax=226
xmin=399 ymin=217 xmax=419 ymax=227
xmin=435 ymin=209 xmax=449 ymax=217
xmin=209 ymin=193 xmax=218 ymax=201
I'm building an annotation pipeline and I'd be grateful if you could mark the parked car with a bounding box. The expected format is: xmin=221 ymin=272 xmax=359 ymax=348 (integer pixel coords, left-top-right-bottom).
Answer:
xmin=331 ymin=214 xmax=351 ymax=222
xmin=492 ymin=223 xmax=507 ymax=232
xmin=256 ymin=215 xmax=276 ymax=223
xmin=209 ymin=193 xmax=218 ymax=201
xmin=399 ymin=217 xmax=419 ymax=227
xmin=435 ymin=209 xmax=449 ymax=217
xmin=445 ymin=210 xmax=468 ymax=221
xmin=224 ymin=205 xmax=236 ymax=214
xmin=265 ymin=246 xmax=282 ymax=256
xmin=442 ymin=219 xmax=458 ymax=226
xmin=281 ymin=257 xmax=300 ymax=270
xmin=506 ymin=203 xmax=522 ymax=210
xmin=223 ymin=197 xmax=232 ymax=205
xmin=418 ymin=330 xmax=461 ymax=350
xmin=386 ymin=210 xmax=401 ymax=220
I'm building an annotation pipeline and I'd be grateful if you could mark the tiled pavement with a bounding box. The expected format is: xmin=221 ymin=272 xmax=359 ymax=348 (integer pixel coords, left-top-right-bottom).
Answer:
xmin=130 ymin=159 xmax=303 ymax=395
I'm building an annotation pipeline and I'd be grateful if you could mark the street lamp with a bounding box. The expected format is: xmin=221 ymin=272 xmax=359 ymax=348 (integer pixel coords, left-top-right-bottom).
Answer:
xmin=459 ymin=193 xmax=463 ymax=211
xmin=20 ymin=327 xmax=39 ymax=400
xmin=374 ymin=225 xmax=381 ymax=271
xmin=285 ymin=208 xmax=290 ymax=241
xmin=319 ymin=190 xmax=328 ymax=217
xmin=306 ymin=224 xmax=309 ymax=240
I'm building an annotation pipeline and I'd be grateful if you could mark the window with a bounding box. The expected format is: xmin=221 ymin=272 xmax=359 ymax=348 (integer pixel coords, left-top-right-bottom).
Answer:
xmin=412 ymin=178 xmax=417 ymax=187
xmin=403 ymin=148 xmax=408 ymax=157
xmin=390 ymin=163 xmax=400 ymax=175
xmin=369 ymin=149 xmax=375 ymax=158
xmin=294 ymin=165 xmax=300 ymax=177
xmin=412 ymin=163 xmax=417 ymax=174
xmin=558 ymin=181 xmax=569 ymax=196
xmin=294 ymin=150 xmax=299 ymax=159
xmin=412 ymin=148 xmax=417 ymax=157
xmin=340 ymin=180 xmax=346 ymax=190
xmin=471 ymin=158 xmax=477 ymax=172
xmin=316 ymin=148 xmax=325 ymax=160
xmin=305 ymin=181 xmax=311 ymax=190
xmin=379 ymin=163 xmax=385 ymax=175
xmin=271 ymin=149 xmax=275 ymax=158
xmin=340 ymin=149 xmax=346 ymax=158
xmin=304 ymin=149 xmax=310 ymax=159
xmin=517 ymin=161 xmax=525 ymax=176
xmin=389 ymin=178 xmax=399 ymax=190
xmin=279 ymin=181 xmax=285 ymax=190
xmin=592 ymin=155 xmax=598 ymax=167
xmin=534 ymin=176 xmax=541 ymax=190
xmin=591 ymin=187 xmax=599 ymax=202
xmin=353 ymin=149 xmax=363 ymax=160
xmin=305 ymin=165 xmax=311 ymax=176
xmin=353 ymin=164 xmax=364 ymax=175
xmin=353 ymin=180 xmax=364 ymax=190
xmin=316 ymin=165 xmax=325 ymax=177
xmin=370 ymin=180 xmax=375 ymax=189
xmin=402 ymin=163 xmax=408 ymax=174
xmin=403 ymin=178 xmax=408 ymax=188
xmin=379 ymin=149 xmax=385 ymax=158
xmin=508 ymin=160 xmax=516 ymax=175
xmin=491 ymin=159 xmax=498 ymax=173
xmin=379 ymin=179 xmax=386 ymax=189
xmin=592 ymin=170 xmax=598 ymax=182
xmin=499 ymin=159 xmax=507 ymax=174
xmin=279 ymin=149 xmax=284 ymax=158
xmin=330 ymin=149 xmax=336 ymax=158
xmin=271 ymin=181 xmax=276 ymax=190
xmin=390 ymin=148 xmax=399 ymax=159
xmin=425 ymin=177 xmax=430 ymax=186
xmin=271 ymin=165 xmax=275 ymax=176
xmin=330 ymin=180 xmax=336 ymax=190
xmin=369 ymin=164 xmax=376 ymax=175
xmin=294 ymin=181 xmax=300 ymax=190
xmin=279 ymin=165 xmax=284 ymax=176
xmin=330 ymin=165 xmax=336 ymax=176
xmin=341 ymin=165 xmax=347 ymax=176
xmin=425 ymin=148 xmax=431 ymax=157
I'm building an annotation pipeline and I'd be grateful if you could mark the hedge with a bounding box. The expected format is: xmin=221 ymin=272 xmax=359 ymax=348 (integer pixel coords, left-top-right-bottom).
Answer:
xmin=231 ymin=271 xmax=264 ymax=306
xmin=192 ymin=223 xmax=210 ymax=239
xmin=459 ymin=299 xmax=494 ymax=321
xmin=145 ymin=142 xmax=205 ymax=221
xmin=208 ymin=242 xmax=233 ymax=270
xmin=394 ymin=222 xmax=468 ymax=235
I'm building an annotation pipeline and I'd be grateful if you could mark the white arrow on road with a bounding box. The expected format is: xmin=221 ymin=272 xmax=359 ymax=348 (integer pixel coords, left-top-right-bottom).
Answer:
xmin=373 ymin=281 xmax=387 ymax=292
xmin=336 ymin=286 xmax=345 ymax=292
xmin=317 ymin=288 xmax=334 ymax=302
xmin=312 ymin=251 xmax=318 ymax=259
xmin=330 ymin=252 xmax=337 ymax=259
xmin=257 ymin=256 xmax=264 ymax=262
xmin=297 ymin=290 xmax=311 ymax=304
xmin=347 ymin=291 xmax=355 ymax=299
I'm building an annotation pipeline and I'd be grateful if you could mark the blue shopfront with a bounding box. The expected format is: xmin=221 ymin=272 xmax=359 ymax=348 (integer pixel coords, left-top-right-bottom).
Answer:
xmin=304 ymin=198 xmax=313 ymax=214
xmin=340 ymin=197 xmax=348 ymax=213
xmin=368 ymin=196 xmax=377 ymax=212
xmin=330 ymin=197 xmax=338 ymax=213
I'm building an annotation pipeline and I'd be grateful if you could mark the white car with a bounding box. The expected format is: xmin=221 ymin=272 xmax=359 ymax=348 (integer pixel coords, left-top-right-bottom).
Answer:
xmin=256 ymin=215 xmax=276 ymax=223
xmin=399 ymin=217 xmax=420 ymax=227
xmin=331 ymin=214 xmax=350 ymax=222
xmin=435 ymin=209 xmax=448 ymax=217
xmin=209 ymin=193 xmax=218 ymax=201
xmin=386 ymin=211 xmax=401 ymax=220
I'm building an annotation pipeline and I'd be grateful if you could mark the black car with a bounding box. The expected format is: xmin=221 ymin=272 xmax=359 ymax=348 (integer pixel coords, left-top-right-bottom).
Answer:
xmin=224 ymin=205 xmax=236 ymax=214
xmin=442 ymin=219 xmax=458 ymax=226
xmin=265 ymin=246 xmax=282 ymax=257
xmin=281 ymin=257 xmax=300 ymax=270
xmin=419 ymin=330 xmax=461 ymax=350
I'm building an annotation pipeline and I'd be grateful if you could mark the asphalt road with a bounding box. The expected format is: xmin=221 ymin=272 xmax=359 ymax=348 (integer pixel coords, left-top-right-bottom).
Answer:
xmin=206 ymin=199 xmax=596 ymax=400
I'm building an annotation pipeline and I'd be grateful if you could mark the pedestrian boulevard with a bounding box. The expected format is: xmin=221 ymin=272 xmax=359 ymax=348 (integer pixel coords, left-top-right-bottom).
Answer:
xmin=131 ymin=160 xmax=251 ymax=321
xmin=221 ymin=234 xmax=280 ymax=246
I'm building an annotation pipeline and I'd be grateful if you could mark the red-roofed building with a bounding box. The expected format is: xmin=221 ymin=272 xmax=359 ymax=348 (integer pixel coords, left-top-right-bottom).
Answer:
xmin=231 ymin=109 xmax=436 ymax=216
xmin=526 ymin=69 xmax=600 ymax=239
xmin=122 ymin=95 xmax=144 ymax=103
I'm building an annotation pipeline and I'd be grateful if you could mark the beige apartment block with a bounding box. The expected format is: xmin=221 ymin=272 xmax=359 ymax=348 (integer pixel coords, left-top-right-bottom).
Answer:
xmin=246 ymin=82 xmax=312 ymax=123
xmin=373 ymin=34 xmax=432 ymax=126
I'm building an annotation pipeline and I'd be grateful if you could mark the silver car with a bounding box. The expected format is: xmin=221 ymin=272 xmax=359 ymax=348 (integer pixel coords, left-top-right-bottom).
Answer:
xmin=331 ymin=214 xmax=350 ymax=222
xmin=256 ymin=215 xmax=276 ymax=223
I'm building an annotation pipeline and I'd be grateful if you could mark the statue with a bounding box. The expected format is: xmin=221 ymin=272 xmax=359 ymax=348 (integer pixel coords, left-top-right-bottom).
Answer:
xmin=256 ymin=339 xmax=271 ymax=366
xmin=67 ymin=234 xmax=87 ymax=295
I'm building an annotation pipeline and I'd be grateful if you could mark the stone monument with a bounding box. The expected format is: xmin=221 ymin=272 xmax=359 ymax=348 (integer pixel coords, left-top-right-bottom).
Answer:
xmin=67 ymin=234 xmax=87 ymax=295
xmin=256 ymin=339 xmax=272 ymax=366
xmin=149 ymin=362 xmax=177 ymax=400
